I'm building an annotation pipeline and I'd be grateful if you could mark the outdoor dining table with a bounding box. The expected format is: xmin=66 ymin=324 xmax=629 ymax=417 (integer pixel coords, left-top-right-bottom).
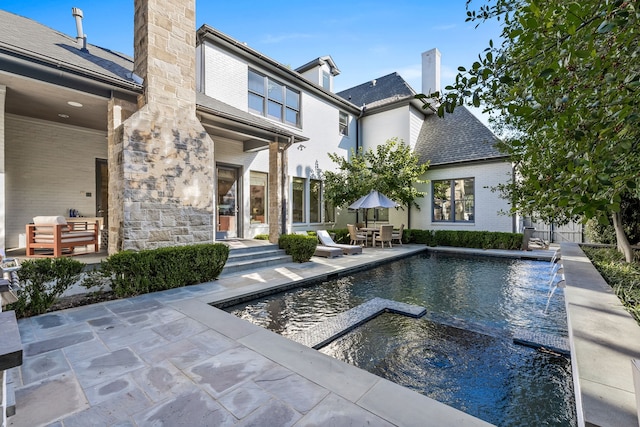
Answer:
xmin=359 ymin=227 xmax=381 ymax=247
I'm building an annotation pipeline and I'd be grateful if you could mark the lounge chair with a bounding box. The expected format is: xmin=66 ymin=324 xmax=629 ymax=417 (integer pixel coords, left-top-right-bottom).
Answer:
xmin=26 ymin=216 xmax=99 ymax=257
xmin=314 ymin=245 xmax=343 ymax=258
xmin=347 ymin=224 xmax=367 ymax=246
xmin=317 ymin=230 xmax=362 ymax=255
xmin=391 ymin=224 xmax=404 ymax=245
xmin=374 ymin=224 xmax=394 ymax=248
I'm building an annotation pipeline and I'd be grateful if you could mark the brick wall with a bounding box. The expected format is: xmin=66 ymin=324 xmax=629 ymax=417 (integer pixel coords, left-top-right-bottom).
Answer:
xmin=5 ymin=115 xmax=107 ymax=248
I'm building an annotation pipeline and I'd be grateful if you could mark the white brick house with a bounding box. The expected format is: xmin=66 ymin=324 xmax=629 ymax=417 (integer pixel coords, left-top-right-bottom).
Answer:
xmin=0 ymin=2 xmax=514 ymax=252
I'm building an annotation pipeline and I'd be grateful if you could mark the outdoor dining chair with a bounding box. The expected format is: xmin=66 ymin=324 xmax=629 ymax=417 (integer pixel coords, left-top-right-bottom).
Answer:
xmin=374 ymin=224 xmax=394 ymax=248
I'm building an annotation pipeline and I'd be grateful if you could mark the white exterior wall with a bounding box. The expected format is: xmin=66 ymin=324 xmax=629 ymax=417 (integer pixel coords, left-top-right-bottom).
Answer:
xmin=408 ymin=106 xmax=424 ymax=151
xmin=201 ymin=42 xmax=247 ymax=110
xmin=410 ymin=161 xmax=514 ymax=232
xmin=5 ymin=115 xmax=107 ymax=248
xmin=361 ymin=106 xmax=410 ymax=151
xmin=200 ymin=40 xmax=357 ymax=237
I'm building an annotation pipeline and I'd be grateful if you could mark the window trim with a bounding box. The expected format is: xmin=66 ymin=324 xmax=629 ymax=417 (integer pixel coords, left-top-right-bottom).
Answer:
xmin=432 ymin=177 xmax=475 ymax=223
xmin=339 ymin=111 xmax=349 ymax=136
xmin=292 ymin=177 xmax=306 ymax=223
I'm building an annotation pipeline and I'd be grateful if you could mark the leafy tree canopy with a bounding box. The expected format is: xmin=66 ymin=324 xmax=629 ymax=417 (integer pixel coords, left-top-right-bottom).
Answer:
xmin=323 ymin=137 xmax=429 ymax=210
xmin=420 ymin=0 xmax=640 ymax=260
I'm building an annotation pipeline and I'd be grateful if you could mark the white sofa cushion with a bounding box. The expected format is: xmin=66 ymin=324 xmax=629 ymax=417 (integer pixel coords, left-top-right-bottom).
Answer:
xmin=33 ymin=216 xmax=67 ymax=225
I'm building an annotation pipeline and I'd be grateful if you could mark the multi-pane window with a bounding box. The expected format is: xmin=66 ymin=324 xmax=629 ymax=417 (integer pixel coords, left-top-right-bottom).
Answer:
xmin=432 ymin=178 xmax=475 ymax=222
xmin=339 ymin=111 xmax=349 ymax=136
xmin=292 ymin=177 xmax=305 ymax=223
xmin=248 ymin=69 xmax=300 ymax=127
xmin=250 ymin=171 xmax=267 ymax=224
xmin=366 ymin=208 xmax=389 ymax=223
xmin=310 ymin=179 xmax=322 ymax=223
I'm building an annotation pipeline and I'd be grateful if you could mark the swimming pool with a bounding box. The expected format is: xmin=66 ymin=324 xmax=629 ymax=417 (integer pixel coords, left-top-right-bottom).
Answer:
xmin=227 ymin=252 xmax=576 ymax=426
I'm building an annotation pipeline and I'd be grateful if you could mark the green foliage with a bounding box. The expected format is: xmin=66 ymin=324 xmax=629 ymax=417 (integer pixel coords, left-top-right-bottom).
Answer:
xmin=425 ymin=0 xmax=640 ymax=258
xmin=278 ymin=234 xmax=317 ymax=262
xmin=254 ymin=234 xmax=270 ymax=240
xmin=93 ymin=244 xmax=229 ymax=297
xmin=323 ymin=138 xmax=429 ymax=210
xmin=582 ymin=246 xmax=640 ymax=324
xmin=408 ymin=229 xmax=523 ymax=250
xmin=585 ymin=192 xmax=640 ymax=245
xmin=8 ymin=257 xmax=84 ymax=317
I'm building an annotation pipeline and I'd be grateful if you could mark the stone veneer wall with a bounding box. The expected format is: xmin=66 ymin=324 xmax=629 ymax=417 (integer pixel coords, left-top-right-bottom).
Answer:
xmin=108 ymin=0 xmax=214 ymax=253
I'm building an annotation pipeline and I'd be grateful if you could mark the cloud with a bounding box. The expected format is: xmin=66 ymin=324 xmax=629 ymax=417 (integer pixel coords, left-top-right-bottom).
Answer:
xmin=260 ymin=33 xmax=314 ymax=44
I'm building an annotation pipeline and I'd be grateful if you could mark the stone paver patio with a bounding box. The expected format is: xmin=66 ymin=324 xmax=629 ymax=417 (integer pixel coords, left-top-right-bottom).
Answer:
xmin=8 ymin=243 xmax=638 ymax=426
xmin=8 ymin=244 xmax=495 ymax=426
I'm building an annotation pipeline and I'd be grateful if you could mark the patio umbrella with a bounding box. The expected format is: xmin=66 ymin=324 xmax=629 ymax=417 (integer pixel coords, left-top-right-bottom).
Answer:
xmin=349 ymin=190 xmax=398 ymax=227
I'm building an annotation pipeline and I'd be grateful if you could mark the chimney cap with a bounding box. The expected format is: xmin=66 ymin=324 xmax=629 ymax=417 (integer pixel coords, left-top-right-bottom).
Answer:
xmin=72 ymin=7 xmax=83 ymax=18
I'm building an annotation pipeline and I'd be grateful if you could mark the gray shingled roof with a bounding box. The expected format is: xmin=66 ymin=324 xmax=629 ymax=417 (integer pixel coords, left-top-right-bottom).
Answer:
xmin=415 ymin=106 xmax=506 ymax=166
xmin=337 ymin=72 xmax=415 ymax=107
xmin=0 ymin=9 xmax=136 ymax=86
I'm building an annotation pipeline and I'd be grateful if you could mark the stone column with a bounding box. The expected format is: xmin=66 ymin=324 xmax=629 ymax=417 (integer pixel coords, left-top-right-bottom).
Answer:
xmin=268 ymin=140 xmax=289 ymax=243
xmin=109 ymin=0 xmax=215 ymax=252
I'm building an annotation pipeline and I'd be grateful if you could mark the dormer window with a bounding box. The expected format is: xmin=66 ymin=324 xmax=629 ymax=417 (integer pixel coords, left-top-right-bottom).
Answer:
xmin=322 ymin=71 xmax=330 ymax=90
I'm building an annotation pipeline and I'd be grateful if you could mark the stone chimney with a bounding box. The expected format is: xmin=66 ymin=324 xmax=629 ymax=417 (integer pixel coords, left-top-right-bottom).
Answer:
xmin=108 ymin=0 xmax=215 ymax=252
xmin=421 ymin=48 xmax=441 ymax=95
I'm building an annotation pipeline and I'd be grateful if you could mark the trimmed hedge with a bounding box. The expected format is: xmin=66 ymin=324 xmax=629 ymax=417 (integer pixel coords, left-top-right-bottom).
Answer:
xmin=96 ymin=243 xmax=229 ymax=297
xmin=279 ymin=233 xmax=317 ymax=262
xmin=407 ymin=229 xmax=523 ymax=250
xmin=8 ymin=257 xmax=85 ymax=317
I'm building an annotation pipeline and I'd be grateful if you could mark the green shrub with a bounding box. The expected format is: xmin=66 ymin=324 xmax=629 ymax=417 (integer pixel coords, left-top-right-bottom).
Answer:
xmin=430 ymin=230 xmax=523 ymax=250
xmin=330 ymin=228 xmax=349 ymax=244
xmin=8 ymin=257 xmax=84 ymax=317
xmin=582 ymin=246 xmax=640 ymax=324
xmin=254 ymin=234 xmax=269 ymax=240
xmin=406 ymin=229 xmax=522 ymax=250
xmin=93 ymin=243 xmax=229 ymax=297
xmin=279 ymin=234 xmax=317 ymax=262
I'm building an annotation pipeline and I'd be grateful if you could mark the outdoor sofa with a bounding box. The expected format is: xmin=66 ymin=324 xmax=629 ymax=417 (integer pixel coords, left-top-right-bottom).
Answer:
xmin=25 ymin=216 xmax=99 ymax=257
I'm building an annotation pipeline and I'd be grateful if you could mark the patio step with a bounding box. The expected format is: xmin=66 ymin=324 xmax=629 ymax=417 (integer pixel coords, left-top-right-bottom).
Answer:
xmin=220 ymin=244 xmax=292 ymax=277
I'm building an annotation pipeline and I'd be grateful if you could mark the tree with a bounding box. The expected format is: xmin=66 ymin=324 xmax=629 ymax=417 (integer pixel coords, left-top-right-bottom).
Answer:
xmin=421 ymin=0 xmax=640 ymax=261
xmin=323 ymin=137 xmax=429 ymax=210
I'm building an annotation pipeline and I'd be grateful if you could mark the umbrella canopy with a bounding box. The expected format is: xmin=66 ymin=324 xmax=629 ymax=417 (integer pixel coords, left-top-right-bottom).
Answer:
xmin=349 ymin=190 xmax=398 ymax=210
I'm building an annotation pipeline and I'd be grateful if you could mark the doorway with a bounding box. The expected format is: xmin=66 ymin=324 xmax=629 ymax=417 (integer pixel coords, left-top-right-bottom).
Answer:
xmin=95 ymin=158 xmax=108 ymax=226
xmin=217 ymin=165 xmax=241 ymax=239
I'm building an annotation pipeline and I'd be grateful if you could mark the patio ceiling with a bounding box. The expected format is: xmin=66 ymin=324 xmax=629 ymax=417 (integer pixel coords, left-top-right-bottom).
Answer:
xmin=0 ymin=70 xmax=114 ymax=131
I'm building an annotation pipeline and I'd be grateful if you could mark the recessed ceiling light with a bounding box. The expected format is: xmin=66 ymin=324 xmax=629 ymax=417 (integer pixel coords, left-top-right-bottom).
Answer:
xmin=58 ymin=113 xmax=70 ymax=118
xmin=67 ymin=101 xmax=83 ymax=107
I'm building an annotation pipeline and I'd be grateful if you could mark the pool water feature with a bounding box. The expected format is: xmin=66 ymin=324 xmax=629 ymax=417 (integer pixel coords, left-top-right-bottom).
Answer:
xmin=226 ymin=252 xmax=576 ymax=426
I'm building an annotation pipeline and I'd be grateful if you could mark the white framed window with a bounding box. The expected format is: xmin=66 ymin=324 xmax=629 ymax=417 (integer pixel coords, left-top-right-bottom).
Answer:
xmin=322 ymin=71 xmax=330 ymax=90
xmin=339 ymin=111 xmax=349 ymax=136
xmin=248 ymin=69 xmax=300 ymax=127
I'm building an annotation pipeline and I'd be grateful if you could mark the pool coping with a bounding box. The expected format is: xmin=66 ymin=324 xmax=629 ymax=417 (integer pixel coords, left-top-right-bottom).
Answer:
xmin=561 ymin=243 xmax=640 ymax=427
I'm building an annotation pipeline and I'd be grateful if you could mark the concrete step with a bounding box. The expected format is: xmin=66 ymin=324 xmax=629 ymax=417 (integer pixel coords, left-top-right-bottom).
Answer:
xmin=220 ymin=244 xmax=292 ymax=277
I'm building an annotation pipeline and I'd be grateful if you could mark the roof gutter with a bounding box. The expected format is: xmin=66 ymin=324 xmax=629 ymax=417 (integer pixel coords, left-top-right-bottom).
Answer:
xmin=0 ymin=43 xmax=141 ymax=95
xmin=196 ymin=25 xmax=361 ymax=115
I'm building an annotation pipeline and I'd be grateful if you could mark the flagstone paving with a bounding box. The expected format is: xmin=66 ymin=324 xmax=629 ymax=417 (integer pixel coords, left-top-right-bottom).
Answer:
xmin=8 ymin=244 xmax=559 ymax=426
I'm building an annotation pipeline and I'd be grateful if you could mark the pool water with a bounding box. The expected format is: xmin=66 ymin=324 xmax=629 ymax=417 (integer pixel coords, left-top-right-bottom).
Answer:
xmin=227 ymin=252 xmax=576 ymax=426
